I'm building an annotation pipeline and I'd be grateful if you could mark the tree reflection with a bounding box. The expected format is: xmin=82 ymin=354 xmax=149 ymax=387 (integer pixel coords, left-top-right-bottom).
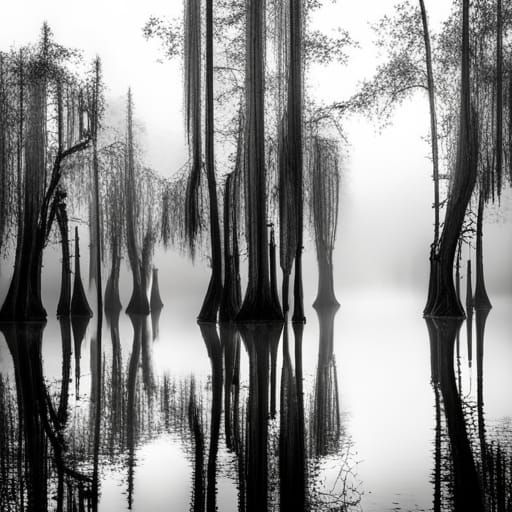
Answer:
xmin=238 ymin=322 xmax=282 ymax=512
xmin=0 ymin=322 xmax=94 ymax=511
xmin=310 ymin=304 xmax=341 ymax=457
xmin=126 ymin=313 xmax=156 ymax=508
xmin=279 ymin=322 xmax=306 ymax=511
xmin=427 ymin=312 xmax=512 ymax=511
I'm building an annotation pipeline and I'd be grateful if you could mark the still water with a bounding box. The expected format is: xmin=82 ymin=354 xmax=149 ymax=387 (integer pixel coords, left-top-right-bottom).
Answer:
xmin=0 ymin=286 xmax=511 ymax=511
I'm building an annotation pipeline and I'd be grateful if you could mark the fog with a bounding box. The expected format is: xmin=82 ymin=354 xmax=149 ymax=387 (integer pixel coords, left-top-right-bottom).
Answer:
xmin=1 ymin=0 xmax=512 ymax=306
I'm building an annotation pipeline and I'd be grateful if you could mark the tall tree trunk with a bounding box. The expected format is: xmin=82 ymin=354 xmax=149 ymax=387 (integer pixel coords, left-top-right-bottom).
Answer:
xmin=125 ymin=91 xmax=149 ymax=315
xmin=91 ymin=58 xmax=103 ymax=509
xmin=474 ymin=192 xmax=492 ymax=310
xmin=419 ymin=0 xmax=441 ymax=316
xmin=430 ymin=0 xmax=477 ymax=318
xmin=150 ymin=268 xmax=164 ymax=310
xmin=198 ymin=0 xmax=223 ymax=323
xmin=104 ymin=238 xmax=122 ymax=314
xmin=496 ymin=0 xmax=503 ymax=196
xmin=56 ymin=198 xmax=71 ymax=317
xmin=184 ymin=0 xmax=203 ymax=252
xmin=220 ymin=173 xmax=241 ymax=321
xmin=289 ymin=0 xmax=305 ymax=323
xmin=269 ymin=226 xmax=283 ymax=318
xmin=0 ymin=81 xmax=46 ymax=321
xmin=237 ymin=0 xmax=282 ymax=322
xmin=70 ymin=227 xmax=92 ymax=317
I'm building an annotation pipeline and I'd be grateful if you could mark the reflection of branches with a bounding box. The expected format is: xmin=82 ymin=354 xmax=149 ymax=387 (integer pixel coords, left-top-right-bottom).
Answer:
xmin=308 ymin=437 xmax=362 ymax=511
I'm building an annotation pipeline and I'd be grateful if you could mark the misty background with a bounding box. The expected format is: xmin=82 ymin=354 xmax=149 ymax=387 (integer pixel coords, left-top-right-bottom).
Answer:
xmin=1 ymin=0 xmax=512 ymax=314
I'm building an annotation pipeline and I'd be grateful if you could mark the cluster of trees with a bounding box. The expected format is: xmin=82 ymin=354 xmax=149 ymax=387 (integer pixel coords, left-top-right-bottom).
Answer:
xmin=0 ymin=25 xmax=96 ymax=321
xmin=5 ymin=0 xmax=506 ymax=325
xmin=355 ymin=0 xmax=512 ymax=318
xmin=0 ymin=1 xmax=510 ymax=338
xmin=0 ymin=26 xmax=172 ymax=322
xmin=146 ymin=0 xmax=351 ymax=323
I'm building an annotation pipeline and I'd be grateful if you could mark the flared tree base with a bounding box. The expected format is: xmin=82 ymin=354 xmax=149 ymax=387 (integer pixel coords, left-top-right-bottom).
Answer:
xmin=0 ymin=278 xmax=47 ymax=322
xmin=125 ymin=290 xmax=150 ymax=316
xmin=198 ymin=273 xmax=222 ymax=323
xmin=104 ymin=273 xmax=122 ymax=315
xmin=150 ymin=268 xmax=164 ymax=311
xmin=236 ymin=292 xmax=284 ymax=324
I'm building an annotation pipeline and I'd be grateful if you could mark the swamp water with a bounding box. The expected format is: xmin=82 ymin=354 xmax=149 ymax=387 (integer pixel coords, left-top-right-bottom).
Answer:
xmin=1 ymin=276 xmax=511 ymax=511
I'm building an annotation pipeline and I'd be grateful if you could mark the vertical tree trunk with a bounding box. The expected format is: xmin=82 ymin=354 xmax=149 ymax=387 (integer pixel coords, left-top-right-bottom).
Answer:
xmin=314 ymin=250 xmax=338 ymax=309
xmin=70 ymin=227 xmax=92 ymax=318
xmin=104 ymin=239 xmax=122 ymax=314
xmin=289 ymin=0 xmax=305 ymax=324
xmin=220 ymin=173 xmax=241 ymax=321
xmin=91 ymin=58 xmax=103 ymax=508
xmin=184 ymin=0 xmax=202 ymax=251
xmin=419 ymin=0 xmax=441 ymax=316
xmin=125 ymin=91 xmax=150 ymax=315
xmin=56 ymin=200 xmax=71 ymax=317
xmin=474 ymin=192 xmax=492 ymax=310
xmin=238 ymin=0 xmax=282 ymax=322
xmin=269 ymin=226 xmax=283 ymax=317
xmin=198 ymin=0 xmax=223 ymax=323
xmin=0 ymin=80 xmax=46 ymax=321
xmin=430 ymin=0 xmax=477 ymax=318
xmin=150 ymin=268 xmax=164 ymax=310
xmin=496 ymin=0 xmax=503 ymax=195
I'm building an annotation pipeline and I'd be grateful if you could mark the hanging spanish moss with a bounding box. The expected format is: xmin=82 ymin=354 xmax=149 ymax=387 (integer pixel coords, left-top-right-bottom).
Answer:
xmin=309 ymin=136 xmax=340 ymax=309
xmin=183 ymin=0 xmax=203 ymax=256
